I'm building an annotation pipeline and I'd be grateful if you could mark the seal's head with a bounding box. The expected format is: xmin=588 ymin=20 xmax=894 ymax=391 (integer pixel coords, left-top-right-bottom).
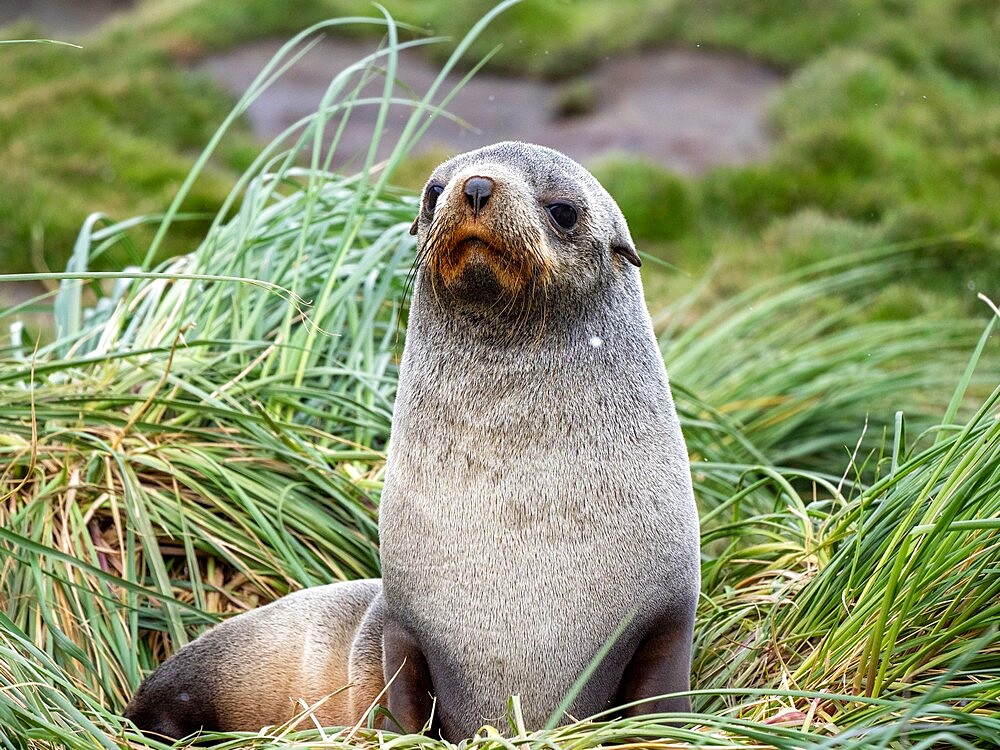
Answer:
xmin=409 ymin=142 xmax=641 ymax=305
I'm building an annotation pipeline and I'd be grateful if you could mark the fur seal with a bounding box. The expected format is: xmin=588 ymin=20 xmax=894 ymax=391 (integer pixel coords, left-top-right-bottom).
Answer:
xmin=380 ymin=141 xmax=700 ymax=740
xmin=123 ymin=579 xmax=385 ymax=740
xmin=122 ymin=142 xmax=700 ymax=741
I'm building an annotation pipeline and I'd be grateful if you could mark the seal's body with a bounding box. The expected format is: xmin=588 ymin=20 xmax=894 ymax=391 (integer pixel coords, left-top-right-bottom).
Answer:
xmin=380 ymin=142 xmax=700 ymax=740
xmin=124 ymin=579 xmax=384 ymax=739
xmin=123 ymin=142 xmax=699 ymax=742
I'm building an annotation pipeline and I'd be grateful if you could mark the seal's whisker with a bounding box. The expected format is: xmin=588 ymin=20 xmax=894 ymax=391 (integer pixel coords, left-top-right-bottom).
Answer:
xmin=394 ymin=245 xmax=427 ymax=355
xmin=530 ymin=269 xmax=550 ymax=352
xmin=514 ymin=254 xmax=536 ymax=343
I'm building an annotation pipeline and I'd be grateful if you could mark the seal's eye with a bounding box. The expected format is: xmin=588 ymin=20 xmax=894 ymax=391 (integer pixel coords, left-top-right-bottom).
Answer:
xmin=546 ymin=202 xmax=578 ymax=231
xmin=425 ymin=183 xmax=445 ymax=212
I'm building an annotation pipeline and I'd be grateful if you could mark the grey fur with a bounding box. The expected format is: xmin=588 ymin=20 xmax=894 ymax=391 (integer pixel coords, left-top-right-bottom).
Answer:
xmin=380 ymin=142 xmax=700 ymax=740
xmin=124 ymin=579 xmax=384 ymax=739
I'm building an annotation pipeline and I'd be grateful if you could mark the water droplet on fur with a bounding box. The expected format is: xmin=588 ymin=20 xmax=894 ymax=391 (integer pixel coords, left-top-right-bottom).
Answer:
xmin=589 ymin=336 xmax=603 ymax=348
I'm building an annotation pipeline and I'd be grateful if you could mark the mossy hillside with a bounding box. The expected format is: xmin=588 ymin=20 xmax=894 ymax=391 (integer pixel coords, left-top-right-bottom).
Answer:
xmin=0 ymin=29 xmax=255 ymax=272
xmin=2 ymin=0 xmax=998 ymax=315
xmin=592 ymin=159 xmax=694 ymax=243
xmin=665 ymin=0 xmax=1000 ymax=82
xmin=0 ymin=0 xmax=413 ymax=273
xmin=623 ymin=47 xmax=999 ymax=313
xmin=321 ymin=0 xmax=1000 ymax=85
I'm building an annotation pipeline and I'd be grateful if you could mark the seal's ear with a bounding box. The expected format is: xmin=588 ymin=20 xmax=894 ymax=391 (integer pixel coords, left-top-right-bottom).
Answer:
xmin=609 ymin=211 xmax=641 ymax=267
xmin=613 ymin=243 xmax=642 ymax=267
xmin=409 ymin=216 xmax=419 ymax=236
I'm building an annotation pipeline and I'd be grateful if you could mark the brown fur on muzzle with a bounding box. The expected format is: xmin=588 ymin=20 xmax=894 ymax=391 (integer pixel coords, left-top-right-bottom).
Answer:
xmin=423 ymin=194 xmax=553 ymax=296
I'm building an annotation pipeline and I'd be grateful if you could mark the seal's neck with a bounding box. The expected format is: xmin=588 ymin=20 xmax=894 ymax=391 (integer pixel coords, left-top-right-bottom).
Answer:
xmin=407 ymin=270 xmax=640 ymax=350
xmin=397 ymin=270 xmax=669 ymax=428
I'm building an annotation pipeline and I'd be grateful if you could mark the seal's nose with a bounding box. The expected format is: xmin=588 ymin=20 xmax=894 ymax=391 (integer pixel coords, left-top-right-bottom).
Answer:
xmin=463 ymin=176 xmax=494 ymax=215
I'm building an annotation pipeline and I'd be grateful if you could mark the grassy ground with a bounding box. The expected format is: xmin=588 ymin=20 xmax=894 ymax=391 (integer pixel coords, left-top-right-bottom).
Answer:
xmin=2 ymin=0 xmax=998 ymax=323
xmin=1 ymin=14 xmax=999 ymax=747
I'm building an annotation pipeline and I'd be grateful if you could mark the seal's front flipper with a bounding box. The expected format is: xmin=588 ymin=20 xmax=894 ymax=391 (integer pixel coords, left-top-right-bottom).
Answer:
xmin=616 ymin=610 xmax=695 ymax=716
xmin=383 ymin=618 xmax=437 ymax=734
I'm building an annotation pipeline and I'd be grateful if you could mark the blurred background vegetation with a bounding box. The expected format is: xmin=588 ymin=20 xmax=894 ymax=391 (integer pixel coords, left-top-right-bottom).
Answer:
xmin=1 ymin=0 xmax=997 ymax=319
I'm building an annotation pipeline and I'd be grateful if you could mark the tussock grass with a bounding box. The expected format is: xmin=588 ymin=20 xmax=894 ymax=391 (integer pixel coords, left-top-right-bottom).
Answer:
xmin=2 ymin=7 xmax=999 ymax=749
